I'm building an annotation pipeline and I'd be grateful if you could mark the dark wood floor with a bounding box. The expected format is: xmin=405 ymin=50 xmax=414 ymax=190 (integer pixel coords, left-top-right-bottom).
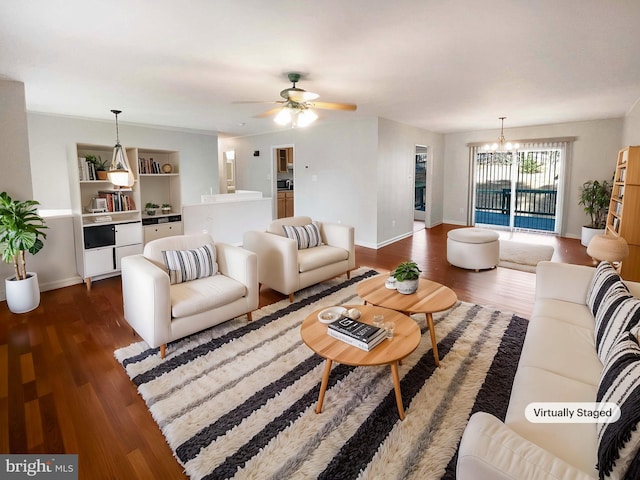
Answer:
xmin=0 ymin=224 xmax=593 ymax=479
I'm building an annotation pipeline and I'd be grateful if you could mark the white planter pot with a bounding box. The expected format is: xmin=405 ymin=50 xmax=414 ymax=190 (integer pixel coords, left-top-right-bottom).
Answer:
xmin=581 ymin=226 xmax=605 ymax=247
xmin=396 ymin=279 xmax=419 ymax=295
xmin=5 ymin=272 xmax=40 ymax=313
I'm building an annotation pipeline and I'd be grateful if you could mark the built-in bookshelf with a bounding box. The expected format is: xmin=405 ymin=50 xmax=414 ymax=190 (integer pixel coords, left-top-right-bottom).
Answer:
xmin=67 ymin=143 xmax=182 ymax=288
xmin=606 ymin=146 xmax=640 ymax=281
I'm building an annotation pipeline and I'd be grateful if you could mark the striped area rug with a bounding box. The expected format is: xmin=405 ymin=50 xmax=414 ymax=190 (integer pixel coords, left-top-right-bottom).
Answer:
xmin=115 ymin=267 xmax=528 ymax=480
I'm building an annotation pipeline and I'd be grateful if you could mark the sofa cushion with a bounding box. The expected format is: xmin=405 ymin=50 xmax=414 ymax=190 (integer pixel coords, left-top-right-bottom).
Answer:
xmin=587 ymin=261 xmax=629 ymax=317
xmin=532 ymin=298 xmax=595 ymax=329
xmin=162 ymin=243 xmax=218 ymax=284
xmin=595 ymin=293 xmax=640 ymax=363
xmin=297 ymin=245 xmax=349 ymax=273
xmin=520 ymin=315 xmax=602 ymax=386
xmin=505 ymin=365 xmax=599 ymax=477
xmin=282 ymin=223 xmax=323 ymax=249
xmin=170 ymin=274 xmax=246 ymax=318
xmin=596 ymin=332 xmax=640 ymax=480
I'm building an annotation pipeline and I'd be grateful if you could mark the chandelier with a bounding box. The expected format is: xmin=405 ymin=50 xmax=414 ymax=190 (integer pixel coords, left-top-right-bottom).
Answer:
xmin=483 ymin=116 xmax=519 ymax=152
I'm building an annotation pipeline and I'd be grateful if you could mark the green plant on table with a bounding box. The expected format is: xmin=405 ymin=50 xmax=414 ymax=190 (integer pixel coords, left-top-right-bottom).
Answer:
xmin=0 ymin=192 xmax=47 ymax=280
xmin=391 ymin=261 xmax=422 ymax=282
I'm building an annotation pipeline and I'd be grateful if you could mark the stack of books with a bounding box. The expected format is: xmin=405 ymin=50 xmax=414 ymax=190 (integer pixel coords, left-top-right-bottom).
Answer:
xmin=327 ymin=317 xmax=387 ymax=351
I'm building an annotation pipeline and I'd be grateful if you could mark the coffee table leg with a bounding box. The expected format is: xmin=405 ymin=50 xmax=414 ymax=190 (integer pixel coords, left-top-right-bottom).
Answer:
xmin=316 ymin=359 xmax=333 ymax=414
xmin=426 ymin=313 xmax=440 ymax=367
xmin=390 ymin=361 xmax=405 ymax=420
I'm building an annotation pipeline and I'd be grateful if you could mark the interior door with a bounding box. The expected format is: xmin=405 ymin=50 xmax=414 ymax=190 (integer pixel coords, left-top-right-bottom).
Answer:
xmin=414 ymin=145 xmax=428 ymax=228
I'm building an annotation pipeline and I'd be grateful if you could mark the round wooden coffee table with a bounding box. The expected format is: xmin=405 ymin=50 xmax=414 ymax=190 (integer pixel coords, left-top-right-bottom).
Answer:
xmin=356 ymin=276 xmax=458 ymax=367
xmin=300 ymin=305 xmax=420 ymax=420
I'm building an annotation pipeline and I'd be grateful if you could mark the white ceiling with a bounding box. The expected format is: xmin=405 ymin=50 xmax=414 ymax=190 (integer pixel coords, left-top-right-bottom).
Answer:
xmin=2 ymin=0 xmax=640 ymax=137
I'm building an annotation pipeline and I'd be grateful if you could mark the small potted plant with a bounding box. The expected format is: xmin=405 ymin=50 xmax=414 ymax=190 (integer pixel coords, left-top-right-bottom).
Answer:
xmin=86 ymin=155 xmax=110 ymax=180
xmin=579 ymin=179 xmax=611 ymax=247
xmin=145 ymin=202 xmax=159 ymax=216
xmin=391 ymin=260 xmax=421 ymax=294
xmin=161 ymin=203 xmax=172 ymax=214
xmin=0 ymin=192 xmax=47 ymax=313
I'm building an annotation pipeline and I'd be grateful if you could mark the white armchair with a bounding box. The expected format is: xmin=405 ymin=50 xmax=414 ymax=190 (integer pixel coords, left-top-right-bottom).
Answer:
xmin=243 ymin=216 xmax=355 ymax=302
xmin=121 ymin=233 xmax=258 ymax=358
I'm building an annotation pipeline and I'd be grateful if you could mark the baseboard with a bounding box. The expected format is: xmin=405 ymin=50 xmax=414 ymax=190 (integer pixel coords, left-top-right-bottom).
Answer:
xmin=0 ymin=276 xmax=83 ymax=302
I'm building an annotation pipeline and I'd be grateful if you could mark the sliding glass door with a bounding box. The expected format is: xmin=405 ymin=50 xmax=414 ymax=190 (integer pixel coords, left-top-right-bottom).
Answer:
xmin=473 ymin=148 xmax=562 ymax=233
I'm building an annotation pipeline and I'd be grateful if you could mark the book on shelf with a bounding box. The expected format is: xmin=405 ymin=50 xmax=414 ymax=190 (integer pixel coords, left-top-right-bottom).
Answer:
xmin=138 ymin=157 xmax=163 ymax=174
xmin=328 ymin=317 xmax=384 ymax=342
xmin=97 ymin=190 xmax=136 ymax=212
xmin=327 ymin=328 xmax=386 ymax=351
xmin=78 ymin=157 xmax=97 ymax=181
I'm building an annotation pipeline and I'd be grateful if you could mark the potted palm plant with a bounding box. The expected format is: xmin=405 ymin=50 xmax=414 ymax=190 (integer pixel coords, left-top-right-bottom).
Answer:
xmin=391 ymin=260 xmax=422 ymax=294
xmin=579 ymin=180 xmax=611 ymax=247
xmin=0 ymin=192 xmax=47 ymax=313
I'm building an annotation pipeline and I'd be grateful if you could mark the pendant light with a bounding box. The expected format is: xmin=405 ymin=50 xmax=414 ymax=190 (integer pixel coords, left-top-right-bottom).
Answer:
xmin=107 ymin=109 xmax=134 ymax=187
xmin=483 ymin=116 xmax=519 ymax=152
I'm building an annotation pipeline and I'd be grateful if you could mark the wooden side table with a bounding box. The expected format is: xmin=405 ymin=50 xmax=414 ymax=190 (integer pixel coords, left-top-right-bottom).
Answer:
xmin=357 ymin=276 xmax=458 ymax=367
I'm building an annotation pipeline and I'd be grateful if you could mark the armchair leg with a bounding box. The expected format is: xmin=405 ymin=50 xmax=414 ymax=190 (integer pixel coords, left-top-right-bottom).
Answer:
xmin=347 ymin=270 xmax=351 ymax=280
xmin=247 ymin=311 xmax=253 ymax=321
xmin=160 ymin=344 xmax=166 ymax=359
xmin=289 ymin=293 xmax=295 ymax=303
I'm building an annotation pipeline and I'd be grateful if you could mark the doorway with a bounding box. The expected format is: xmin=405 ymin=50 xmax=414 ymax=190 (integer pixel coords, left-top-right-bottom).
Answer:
xmin=273 ymin=144 xmax=295 ymax=219
xmin=414 ymin=145 xmax=428 ymax=231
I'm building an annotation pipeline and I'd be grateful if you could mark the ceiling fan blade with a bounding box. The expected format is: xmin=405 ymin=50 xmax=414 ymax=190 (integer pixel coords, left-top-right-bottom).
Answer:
xmin=310 ymin=101 xmax=357 ymax=111
xmin=254 ymin=106 xmax=285 ymax=118
xmin=232 ymin=100 xmax=283 ymax=105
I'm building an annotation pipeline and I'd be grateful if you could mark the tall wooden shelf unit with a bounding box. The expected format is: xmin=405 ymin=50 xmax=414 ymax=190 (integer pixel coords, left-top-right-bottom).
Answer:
xmin=68 ymin=144 xmax=182 ymax=289
xmin=606 ymin=146 xmax=640 ymax=282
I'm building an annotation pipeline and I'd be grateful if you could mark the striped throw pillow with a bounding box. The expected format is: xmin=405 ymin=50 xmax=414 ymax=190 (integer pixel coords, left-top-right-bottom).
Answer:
xmin=587 ymin=261 xmax=629 ymax=317
xmin=595 ymin=294 xmax=640 ymax=363
xmin=596 ymin=332 xmax=640 ymax=479
xmin=162 ymin=244 xmax=217 ymax=285
xmin=282 ymin=223 xmax=322 ymax=249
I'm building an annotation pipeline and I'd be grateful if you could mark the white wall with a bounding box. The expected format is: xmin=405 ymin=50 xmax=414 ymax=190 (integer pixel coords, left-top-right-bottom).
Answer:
xmin=443 ymin=118 xmax=623 ymax=238
xmin=0 ymin=79 xmax=32 ymax=198
xmin=221 ymin=117 xmax=444 ymax=248
xmin=27 ymin=113 xmax=219 ymax=208
xmin=623 ymin=98 xmax=640 ymax=146
xmin=377 ymin=118 xmax=445 ymax=245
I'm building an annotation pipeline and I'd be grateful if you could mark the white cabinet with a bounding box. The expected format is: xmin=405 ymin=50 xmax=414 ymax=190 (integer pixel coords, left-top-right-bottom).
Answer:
xmin=116 ymin=222 xmax=143 ymax=246
xmin=144 ymin=221 xmax=183 ymax=244
xmin=85 ymin=248 xmax=115 ymax=277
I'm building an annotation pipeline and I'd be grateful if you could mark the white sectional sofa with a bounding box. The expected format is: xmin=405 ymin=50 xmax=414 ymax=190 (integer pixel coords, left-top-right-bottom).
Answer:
xmin=457 ymin=261 xmax=640 ymax=480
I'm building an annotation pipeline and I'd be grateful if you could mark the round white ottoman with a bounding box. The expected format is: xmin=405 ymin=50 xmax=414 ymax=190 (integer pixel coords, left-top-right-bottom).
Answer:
xmin=447 ymin=228 xmax=500 ymax=271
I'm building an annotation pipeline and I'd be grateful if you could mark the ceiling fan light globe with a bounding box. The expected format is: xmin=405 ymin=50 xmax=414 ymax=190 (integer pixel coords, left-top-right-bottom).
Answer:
xmin=274 ymin=108 xmax=293 ymax=126
xmin=296 ymin=109 xmax=318 ymax=128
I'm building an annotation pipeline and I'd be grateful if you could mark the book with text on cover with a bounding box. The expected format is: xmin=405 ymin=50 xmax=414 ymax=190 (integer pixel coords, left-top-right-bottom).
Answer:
xmin=328 ymin=317 xmax=383 ymax=342
xmin=327 ymin=327 xmax=387 ymax=351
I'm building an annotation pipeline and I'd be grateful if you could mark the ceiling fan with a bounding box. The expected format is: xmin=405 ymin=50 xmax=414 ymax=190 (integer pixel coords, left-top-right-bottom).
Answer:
xmin=236 ymin=73 xmax=357 ymax=127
